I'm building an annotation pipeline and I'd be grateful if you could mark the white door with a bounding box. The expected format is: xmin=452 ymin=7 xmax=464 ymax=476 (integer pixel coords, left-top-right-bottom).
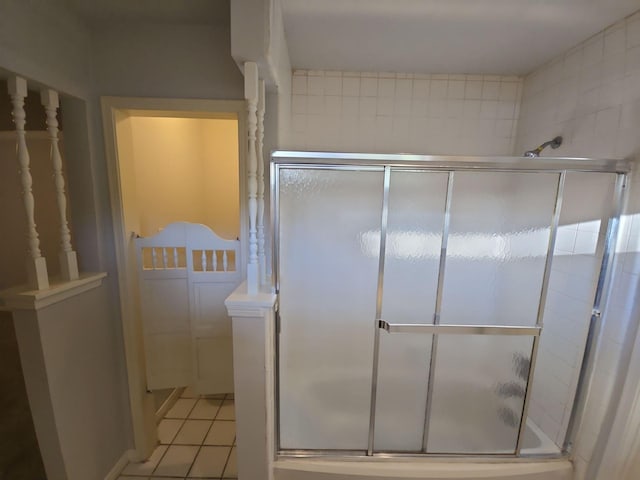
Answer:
xmin=136 ymin=222 xmax=240 ymax=394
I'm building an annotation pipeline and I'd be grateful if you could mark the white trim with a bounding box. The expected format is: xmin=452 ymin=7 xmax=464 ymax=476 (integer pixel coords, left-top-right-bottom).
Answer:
xmin=0 ymin=272 xmax=107 ymax=311
xmin=225 ymin=281 xmax=278 ymax=317
xmin=155 ymin=387 xmax=184 ymax=424
xmin=101 ymin=96 xmax=248 ymax=460
xmin=104 ymin=449 xmax=134 ymax=480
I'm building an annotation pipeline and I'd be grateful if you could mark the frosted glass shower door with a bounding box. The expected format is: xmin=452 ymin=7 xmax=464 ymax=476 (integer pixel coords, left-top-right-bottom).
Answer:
xmin=439 ymin=172 xmax=560 ymax=327
xmin=373 ymin=170 xmax=448 ymax=452
xmin=425 ymin=171 xmax=561 ymax=454
xmin=273 ymin=152 xmax=627 ymax=458
xmin=277 ymin=167 xmax=384 ymax=451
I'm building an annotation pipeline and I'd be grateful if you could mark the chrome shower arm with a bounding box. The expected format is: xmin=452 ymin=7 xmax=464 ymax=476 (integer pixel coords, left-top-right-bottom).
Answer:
xmin=524 ymin=136 xmax=563 ymax=157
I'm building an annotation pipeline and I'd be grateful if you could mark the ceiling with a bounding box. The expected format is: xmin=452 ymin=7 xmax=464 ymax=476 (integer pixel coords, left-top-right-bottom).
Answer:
xmin=282 ymin=0 xmax=640 ymax=75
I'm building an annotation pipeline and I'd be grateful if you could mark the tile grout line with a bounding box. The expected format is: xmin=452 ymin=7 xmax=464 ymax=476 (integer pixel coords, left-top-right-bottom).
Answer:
xmin=215 ymin=394 xmax=235 ymax=479
xmin=218 ymin=393 xmax=234 ymax=480
xmin=185 ymin=393 xmax=230 ymax=480
xmin=185 ymin=442 xmax=205 ymax=479
xmin=122 ymin=393 xmax=234 ymax=480
xmin=178 ymin=394 xmax=208 ymax=479
xmin=151 ymin=394 xmax=201 ymax=477
xmin=148 ymin=425 xmax=178 ymax=477
xmin=188 ymin=393 xmax=225 ymax=421
xmin=220 ymin=441 xmax=234 ymax=480
xmin=199 ymin=397 xmax=220 ymax=449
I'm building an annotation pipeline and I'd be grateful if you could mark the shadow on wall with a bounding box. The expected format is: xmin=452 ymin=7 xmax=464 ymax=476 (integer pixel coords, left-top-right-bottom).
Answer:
xmin=0 ymin=312 xmax=46 ymax=480
xmin=0 ymin=79 xmax=60 ymax=480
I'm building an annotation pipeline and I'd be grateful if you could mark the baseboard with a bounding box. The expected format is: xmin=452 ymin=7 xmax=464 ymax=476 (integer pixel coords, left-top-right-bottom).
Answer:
xmin=155 ymin=387 xmax=184 ymax=423
xmin=104 ymin=449 xmax=134 ymax=480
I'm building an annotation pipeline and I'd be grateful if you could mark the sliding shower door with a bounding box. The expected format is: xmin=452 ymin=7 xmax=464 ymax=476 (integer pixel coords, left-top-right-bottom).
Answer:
xmin=273 ymin=154 xmax=626 ymax=458
xmin=277 ymin=167 xmax=384 ymax=451
xmin=373 ymin=170 xmax=448 ymax=451
xmin=423 ymin=171 xmax=560 ymax=454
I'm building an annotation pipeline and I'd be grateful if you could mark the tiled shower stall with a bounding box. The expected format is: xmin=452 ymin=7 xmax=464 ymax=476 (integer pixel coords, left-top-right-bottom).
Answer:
xmin=275 ymin=8 xmax=640 ymax=480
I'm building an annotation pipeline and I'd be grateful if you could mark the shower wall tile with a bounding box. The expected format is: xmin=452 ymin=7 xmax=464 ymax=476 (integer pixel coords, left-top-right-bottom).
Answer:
xmin=288 ymin=70 xmax=523 ymax=155
xmin=516 ymin=10 xmax=640 ymax=479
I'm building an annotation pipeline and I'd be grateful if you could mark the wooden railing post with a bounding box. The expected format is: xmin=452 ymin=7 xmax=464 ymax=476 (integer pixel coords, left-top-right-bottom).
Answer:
xmin=8 ymin=76 xmax=49 ymax=290
xmin=245 ymin=62 xmax=259 ymax=294
xmin=41 ymin=88 xmax=79 ymax=281
xmin=257 ymin=79 xmax=266 ymax=286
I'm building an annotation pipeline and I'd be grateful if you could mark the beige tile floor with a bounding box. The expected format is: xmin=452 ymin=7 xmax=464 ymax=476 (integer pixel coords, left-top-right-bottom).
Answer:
xmin=119 ymin=388 xmax=236 ymax=479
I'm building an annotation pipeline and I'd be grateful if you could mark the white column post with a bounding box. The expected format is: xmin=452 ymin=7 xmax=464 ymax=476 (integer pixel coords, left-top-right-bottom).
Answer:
xmin=257 ymin=79 xmax=267 ymax=286
xmin=245 ymin=62 xmax=259 ymax=294
xmin=8 ymin=76 xmax=49 ymax=290
xmin=225 ymin=286 xmax=277 ymax=480
xmin=41 ymin=88 xmax=79 ymax=281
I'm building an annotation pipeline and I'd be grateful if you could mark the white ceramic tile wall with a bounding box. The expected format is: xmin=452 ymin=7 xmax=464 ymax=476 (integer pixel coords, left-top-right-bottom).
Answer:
xmin=289 ymin=70 xmax=523 ymax=155
xmin=528 ymin=173 xmax=614 ymax=451
xmin=515 ymin=12 xmax=640 ymax=160
xmin=515 ymin=10 xmax=640 ymax=479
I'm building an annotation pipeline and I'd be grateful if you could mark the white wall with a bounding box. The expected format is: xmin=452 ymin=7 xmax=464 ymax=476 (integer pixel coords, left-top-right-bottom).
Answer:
xmin=0 ymin=0 xmax=91 ymax=98
xmin=514 ymin=10 xmax=640 ymax=479
xmin=130 ymin=116 xmax=206 ymax=236
xmin=37 ymin=284 xmax=131 ymax=480
xmin=0 ymin=2 xmax=135 ymax=478
xmin=91 ymin=23 xmax=243 ymax=100
xmin=203 ymin=118 xmax=241 ymax=240
xmin=286 ymin=70 xmax=522 ymax=155
xmin=87 ymin=17 xmax=246 ymax=276
xmin=0 ymin=2 xmax=246 ymax=478
xmin=122 ymin=116 xmax=240 ymax=239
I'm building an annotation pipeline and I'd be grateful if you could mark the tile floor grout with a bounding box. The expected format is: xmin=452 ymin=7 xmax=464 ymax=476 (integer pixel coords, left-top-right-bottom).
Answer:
xmin=219 ymin=443 xmax=234 ymax=480
xmin=119 ymin=389 xmax=237 ymax=479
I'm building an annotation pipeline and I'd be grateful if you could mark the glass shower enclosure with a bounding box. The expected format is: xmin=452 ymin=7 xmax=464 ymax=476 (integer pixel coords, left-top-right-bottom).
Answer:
xmin=271 ymin=152 xmax=628 ymax=458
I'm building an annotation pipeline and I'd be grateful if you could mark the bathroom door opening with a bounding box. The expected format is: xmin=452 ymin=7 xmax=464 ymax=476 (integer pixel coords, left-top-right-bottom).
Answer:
xmin=271 ymin=152 xmax=628 ymax=459
xmin=114 ymin=112 xmax=244 ymax=396
xmin=102 ymin=97 xmax=247 ymax=459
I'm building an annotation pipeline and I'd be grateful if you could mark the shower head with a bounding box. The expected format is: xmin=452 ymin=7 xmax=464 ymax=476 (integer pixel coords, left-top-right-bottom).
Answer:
xmin=524 ymin=136 xmax=563 ymax=157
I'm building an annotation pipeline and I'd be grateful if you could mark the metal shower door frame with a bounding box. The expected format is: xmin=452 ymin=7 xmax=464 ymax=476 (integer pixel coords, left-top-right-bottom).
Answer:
xmin=271 ymin=151 xmax=629 ymax=461
xmin=371 ymin=167 xmax=562 ymax=456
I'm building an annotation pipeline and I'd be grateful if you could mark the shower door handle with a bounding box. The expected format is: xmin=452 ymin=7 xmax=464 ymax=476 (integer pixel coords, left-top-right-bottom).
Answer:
xmin=378 ymin=320 xmax=540 ymax=336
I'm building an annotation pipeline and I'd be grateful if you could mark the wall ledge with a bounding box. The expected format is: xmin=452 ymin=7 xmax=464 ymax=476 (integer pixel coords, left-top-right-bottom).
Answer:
xmin=225 ymin=280 xmax=278 ymax=317
xmin=0 ymin=272 xmax=107 ymax=311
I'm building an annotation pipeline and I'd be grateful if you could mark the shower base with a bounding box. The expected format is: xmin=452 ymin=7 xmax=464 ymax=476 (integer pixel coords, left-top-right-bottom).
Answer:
xmin=520 ymin=419 xmax=561 ymax=456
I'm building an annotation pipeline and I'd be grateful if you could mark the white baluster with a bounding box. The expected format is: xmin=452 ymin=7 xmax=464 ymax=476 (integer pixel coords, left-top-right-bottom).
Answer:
xmin=245 ymin=62 xmax=259 ymax=294
xmin=173 ymin=247 xmax=179 ymax=268
xmin=8 ymin=77 xmax=49 ymax=290
xmin=212 ymin=250 xmax=218 ymax=272
xmin=151 ymin=248 xmax=158 ymax=269
xmin=223 ymin=250 xmax=229 ymax=272
xmin=257 ymin=79 xmax=267 ymax=286
xmin=201 ymin=250 xmax=206 ymax=271
xmin=41 ymin=88 xmax=78 ymax=281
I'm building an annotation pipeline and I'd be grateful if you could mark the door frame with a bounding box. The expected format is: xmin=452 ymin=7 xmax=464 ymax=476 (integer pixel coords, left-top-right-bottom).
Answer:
xmin=101 ymin=96 xmax=247 ymax=460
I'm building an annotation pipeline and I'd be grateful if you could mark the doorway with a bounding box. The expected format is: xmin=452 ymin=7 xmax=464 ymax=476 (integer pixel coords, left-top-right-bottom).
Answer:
xmin=102 ymin=97 xmax=247 ymax=460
